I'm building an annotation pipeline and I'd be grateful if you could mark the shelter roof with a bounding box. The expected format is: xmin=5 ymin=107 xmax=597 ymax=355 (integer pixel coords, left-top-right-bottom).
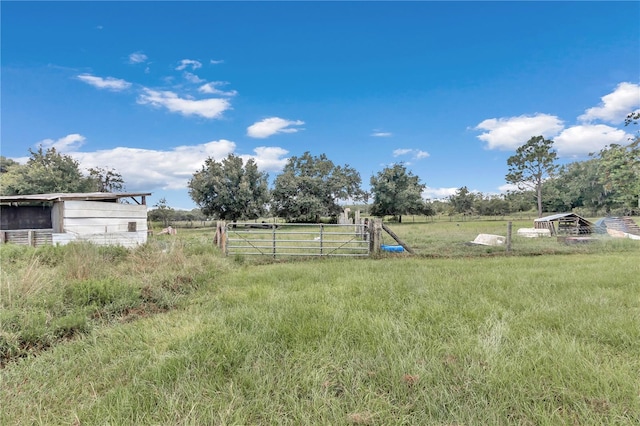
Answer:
xmin=534 ymin=213 xmax=588 ymax=222
xmin=0 ymin=192 xmax=151 ymax=204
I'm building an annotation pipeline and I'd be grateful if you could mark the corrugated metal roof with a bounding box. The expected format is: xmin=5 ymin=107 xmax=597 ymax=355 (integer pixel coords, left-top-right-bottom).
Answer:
xmin=534 ymin=213 xmax=582 ymax=222
xmin=0 ymin=192 xmax=151 ymax=203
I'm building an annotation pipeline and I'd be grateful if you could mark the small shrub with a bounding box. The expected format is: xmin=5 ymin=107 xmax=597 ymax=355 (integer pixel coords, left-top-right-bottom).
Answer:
xmin=18 ymin=310 xmax=50 ymax=349
xmin=65 ymin=278 xmax=139 ymax=309
xmin=0 ymin=243 xmax=34 ymax=265
xmin=35 ymin=244 xmax=67 ymax=267
xmin=51 ymin=313 xmax=90 ymax=338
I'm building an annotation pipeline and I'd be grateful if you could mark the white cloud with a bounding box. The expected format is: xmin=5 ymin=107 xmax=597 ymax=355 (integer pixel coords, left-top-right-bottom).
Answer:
xmin=579 ymin=82 xmax=640 ymax=124
xmin=210 ymin=59 xmax=224 ymax=65
xmin=183 ymin=72 xmax=204 ymax=84
xmin=393 ymin=148 xmax=430 ymax=159
xmin=72 ymin=139 xmax=237 ymax=191
xmin=247 ymin=117 xmax=305 ymax=139
xmin=39 ymin=133 xmax=86 ymax=152
xmin=239 ymin=147 xmax=290 ymax=172
xmin=475 ymin=114 xmax=564 ymax=150
xmin=128 ymin=52 xmax=148 ymax=64
xmin=65 ymin=139 xmax=291 ymax=192
xmin=77 ymin=74 xmax=132 ymax=91
xmin=198 ymin=82 xmax=237 ymax=97
xmin=371 ymin=131 xmax=392 ymax=137
xmin=137 ymin=88 xmax=231 ymax=119
xmin=393 ymin=149 xmax=412 ymax=157
xmin=554 ymin=124 xmax=632 ymax=157
xmin=422 ymin=186 xmax=458 ymax=200
xmin=176 ymin=59 xmax=202 ymax=71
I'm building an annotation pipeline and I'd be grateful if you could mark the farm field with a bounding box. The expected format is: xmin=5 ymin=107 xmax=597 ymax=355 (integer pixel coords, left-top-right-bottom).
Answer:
xmin=1 ymin=219 xmax=639 ymax=425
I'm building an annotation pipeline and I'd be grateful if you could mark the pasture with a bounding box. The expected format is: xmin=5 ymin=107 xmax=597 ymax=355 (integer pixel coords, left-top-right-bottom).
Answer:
xmin=1 ymin=218 xmax=639 ymax=425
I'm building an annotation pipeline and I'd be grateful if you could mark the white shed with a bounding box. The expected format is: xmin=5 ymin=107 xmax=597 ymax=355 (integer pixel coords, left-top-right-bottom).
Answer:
xmin=0 ymin=192 xmax=151 ymax=248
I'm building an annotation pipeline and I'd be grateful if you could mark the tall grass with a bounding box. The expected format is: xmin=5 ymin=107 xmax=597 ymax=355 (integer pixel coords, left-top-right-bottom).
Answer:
xmin=2 ymin=228 xmax=639 ymax=424
xmin=0 ymin=238 xmax=226 ymax=365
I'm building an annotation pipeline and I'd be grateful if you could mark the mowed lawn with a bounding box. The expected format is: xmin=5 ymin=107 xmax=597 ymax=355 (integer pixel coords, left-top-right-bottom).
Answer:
xmin=2 ymin=241 xmax=639 ymax=425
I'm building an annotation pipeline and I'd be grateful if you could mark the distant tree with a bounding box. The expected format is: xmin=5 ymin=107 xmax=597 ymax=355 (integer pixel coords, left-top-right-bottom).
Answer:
xmin=149 ymin=197 xmax=175 ymax=227
xmin=188 ymin=154 xmax=269 ymax=221
xmin=504 ymin=190 xmax=536 ymax=213
xmin=448 ymin=186 xmax=476 ymax=215
xmin=0 ymin=147 xmax=93 ymax=195
xmin=594 ymin=138 xmax=640 ymax=213
xmin=505 ymin=136 xmax=558 ymax=217
xmin=369 ymin=164 xmax=426 ymax=223
xmin=474 ymin=193 xmax=510 ymax=217
xmin=0 ymin=156 xmax=19 ymax=173
xmin=271 ymin=152 xmax=364 ymax=222
xmin=543 ymin=159 xmax=604 ymax=214
xmin=87 ymin=167 xmax=125 ymax=192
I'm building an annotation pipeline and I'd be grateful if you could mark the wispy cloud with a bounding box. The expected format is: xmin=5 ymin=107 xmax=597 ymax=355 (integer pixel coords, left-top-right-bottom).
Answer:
xmin=210 ymin=59 xmax=224 ymax=65
xmin=128 ymin=51 xmax=148 ymax=64
xmin=393 ymin=148 xmax=430 ymax=159
xmin=579 ymin=82 xmax=640 ymax=124
xmin=77 ymin=74 xmax=132 ymax=91
xmin=475 ymin=114 xmax=564 ymax=150
xmin=393 ymin=149 xmax=412 ymax=156
xmin=247 ymin=117 xmax=305 ymax=139
xmin=371 ymin=131 xmax=392 ymax=137
xmin=137 ymin=88 xmax=231 ymax=119
xmin=183 ymin=72 xmax=204 ymax=84
xmin=39 ymin=133 xmax=86 ymax=152
xmin=176 ymin=59 xmax=202 ymax=71
xmin=198 ymin=81 xmax=237 ymax=97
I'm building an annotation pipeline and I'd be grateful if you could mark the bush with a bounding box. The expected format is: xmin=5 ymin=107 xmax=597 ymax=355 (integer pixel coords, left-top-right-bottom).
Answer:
xmin=65 ymin=278 xmax=140 ymax=310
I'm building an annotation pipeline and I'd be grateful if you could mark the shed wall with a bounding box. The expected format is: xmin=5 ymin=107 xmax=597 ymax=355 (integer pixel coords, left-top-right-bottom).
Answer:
xmin=59 ymin=201 xmax=148 ymax=247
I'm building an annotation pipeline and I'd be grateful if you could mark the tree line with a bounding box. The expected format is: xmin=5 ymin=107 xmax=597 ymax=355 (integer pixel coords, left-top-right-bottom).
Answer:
xmin=2 ymin=115 xmax=638 ymax=223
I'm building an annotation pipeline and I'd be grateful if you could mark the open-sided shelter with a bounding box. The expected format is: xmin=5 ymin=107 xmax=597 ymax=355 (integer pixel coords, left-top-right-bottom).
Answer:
xmin=0 ymin=192 xmax=151 ymax=248
xmin=533 ymin=213 xmax=594 ymax=236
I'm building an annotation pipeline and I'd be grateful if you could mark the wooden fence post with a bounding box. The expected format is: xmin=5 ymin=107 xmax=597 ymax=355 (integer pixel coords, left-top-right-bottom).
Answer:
xmin=369 ymin=219 xmax=382 ymax=255
xmin=506 ymin=221 xmax=512 ymax=253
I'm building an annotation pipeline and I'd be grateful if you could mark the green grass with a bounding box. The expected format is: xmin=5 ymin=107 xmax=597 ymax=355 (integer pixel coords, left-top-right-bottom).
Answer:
xmin=1 ymin=220 xmax=640 ymax=424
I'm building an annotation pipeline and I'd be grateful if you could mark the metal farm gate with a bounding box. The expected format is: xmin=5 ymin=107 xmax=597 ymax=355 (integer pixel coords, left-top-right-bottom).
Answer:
xmin=224 ymin=223 xmax=370 ymax=258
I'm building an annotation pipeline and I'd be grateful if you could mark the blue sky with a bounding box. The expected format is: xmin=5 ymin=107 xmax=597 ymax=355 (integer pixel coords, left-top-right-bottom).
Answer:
xmin=2 ymin=1 xmax=639 ymax=210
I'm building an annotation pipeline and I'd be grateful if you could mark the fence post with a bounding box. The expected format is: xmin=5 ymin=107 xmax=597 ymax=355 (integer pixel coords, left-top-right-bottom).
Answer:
xmin=506 ymin=221 xmax=512 ymax=253
xmin=272 ymin=224 xmax=277 ymax=259
xmin=369 ymin=219 xmax=382 ymax=255
xmin=320 ymin=224 xmax=324 ymax=256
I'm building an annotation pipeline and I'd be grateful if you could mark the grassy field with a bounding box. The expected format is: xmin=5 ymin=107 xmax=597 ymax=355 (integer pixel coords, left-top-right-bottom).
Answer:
xmin=2 ymin=219 xmax=639 ymax=425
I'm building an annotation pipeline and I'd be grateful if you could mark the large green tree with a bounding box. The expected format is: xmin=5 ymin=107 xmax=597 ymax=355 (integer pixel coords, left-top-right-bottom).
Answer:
xmin=505 ymin=136 xmax=558 ymax=217
xmin=271 ymin=152 xmax=364 ymax=222
xmin=0 ymin=147 xmax=94 ymax=195
xmin=188 ymin=154 xmax=269 ymax=221
xmin=369 ymin=164 xmax=426 ymax=223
